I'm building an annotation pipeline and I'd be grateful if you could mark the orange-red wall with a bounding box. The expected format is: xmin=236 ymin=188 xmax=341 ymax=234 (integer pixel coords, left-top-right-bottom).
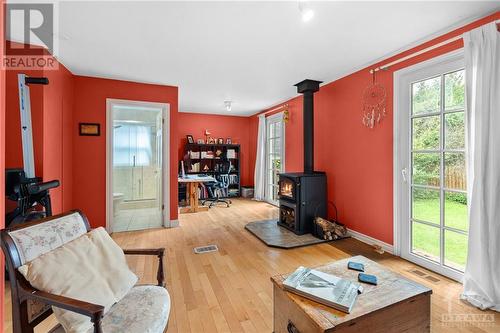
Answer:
xmin=177 ymin=112 xmax=252 ymax=186
xmin=1 ymin=0 xmax=6 ymax=329
xmin=249 ymin=12 xmax=500 ymax=245
xmin=72 ymin=76 xmax=179 ymax=227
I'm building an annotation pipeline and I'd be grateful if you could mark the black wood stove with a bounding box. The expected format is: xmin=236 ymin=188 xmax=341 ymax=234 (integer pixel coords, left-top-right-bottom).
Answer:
xmin=277 ymin=79 xmax=327 ymax=235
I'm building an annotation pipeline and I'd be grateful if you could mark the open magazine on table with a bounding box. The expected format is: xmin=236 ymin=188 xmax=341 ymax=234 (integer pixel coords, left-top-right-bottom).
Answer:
xmin=283 ymin=266 xmax=363 ymax=313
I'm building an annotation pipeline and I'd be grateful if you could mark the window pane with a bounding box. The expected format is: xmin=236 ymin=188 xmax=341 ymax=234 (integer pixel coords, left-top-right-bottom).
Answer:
xmin=444 ymin=112 xmax=465 ymax=150
xmin=444 ymin=192 xmax=468 ymax=231
xmin=412 ymin=188 xmax=440 ymax=225
xmin=412 ymin=116 xmax=440 ymax=150
xmin=445 ymin=70 xmax=465 ymax=111
xmin=274 ymin=121 xmax=282 ymax=138
xmin=412 ymin=221 xmax=440 ymax=263
xmin=444 ymin=152 xmax=466 ymax=190
xmin=272 ymin=168 xmax=279 ymax=186
xmin=445 ymin=230 xmax=468 ymax=271
xmin=273 ymin=138 xmax=281 ymax=155
xmin=412 ymin=153 xmax=440 ymax=186
xmin=412 ymin=76 xmax=441 ymax=115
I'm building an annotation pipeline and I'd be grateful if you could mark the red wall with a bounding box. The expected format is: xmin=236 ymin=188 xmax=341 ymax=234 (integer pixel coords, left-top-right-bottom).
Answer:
xmin=72 ymin=76 xmax=179 ymax=227
xmin=43 ymin=64 xmax=75 ymax=212
xmin=249 ymin=12 xmax=500 ymax=245
xmin=177 ymin=112 xmax=252 ymax=186
xmin=1 ymin=0 xmax=6 ymax=329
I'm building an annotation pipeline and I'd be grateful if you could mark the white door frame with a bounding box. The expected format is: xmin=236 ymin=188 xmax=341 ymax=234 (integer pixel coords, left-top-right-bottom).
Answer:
xmin=393 ymin=49 xmax=465 ymax=282
xmin=265 ymin=112 xmax=285 ymax=206
xmin=106 ymin=98 xmax=171 ymax=232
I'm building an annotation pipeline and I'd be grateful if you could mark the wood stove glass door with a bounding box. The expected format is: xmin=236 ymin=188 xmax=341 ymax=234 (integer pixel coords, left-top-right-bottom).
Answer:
xmin=265 ymin=112 xmax=285 ymax=206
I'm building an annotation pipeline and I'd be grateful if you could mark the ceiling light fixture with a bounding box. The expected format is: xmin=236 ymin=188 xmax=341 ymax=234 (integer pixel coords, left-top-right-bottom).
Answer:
xmin=298 ymin=1 xmax=314 ymax=22
xmin=224 ymin=100 xmax=232 ymax=112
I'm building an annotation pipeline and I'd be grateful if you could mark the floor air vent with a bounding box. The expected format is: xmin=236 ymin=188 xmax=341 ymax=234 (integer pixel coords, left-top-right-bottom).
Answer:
xmin=425 ymin=275 xmax=441 ymax=283
xmin=409 ymin=268 xmax=441 ymax=284
xmin=194 ymin=245 xmax=218 ymax=254
xmin=410 ymin=269 xmax=427 ymax=277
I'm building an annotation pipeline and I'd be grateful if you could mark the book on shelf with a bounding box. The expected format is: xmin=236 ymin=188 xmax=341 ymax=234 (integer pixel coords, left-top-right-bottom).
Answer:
xmin=189 ymin=151 xmax=200 ymax=159
xmin=190 ymin=162 xmax=200 ymax=172
xmin=283 ymin=266 xmax=363 ymax=313
xmin=201 ymin=151 xmax=215 ymax=159
xmin=227 ymin=149 xmax=237 ymax=159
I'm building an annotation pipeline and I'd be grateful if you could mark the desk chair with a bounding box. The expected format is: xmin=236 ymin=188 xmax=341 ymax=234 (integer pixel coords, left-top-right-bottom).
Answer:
xmin=203 ymin=159 xmax=232 ymax=208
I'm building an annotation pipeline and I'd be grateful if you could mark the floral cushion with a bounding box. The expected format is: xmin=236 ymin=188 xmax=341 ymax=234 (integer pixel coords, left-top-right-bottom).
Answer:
xmin=86 ymin=285 xmax=170 ymax=333
xmin=50 ymin=286 xmax=170 ymax=333
xmin=9 ymin=212 xmax=87 ymax=265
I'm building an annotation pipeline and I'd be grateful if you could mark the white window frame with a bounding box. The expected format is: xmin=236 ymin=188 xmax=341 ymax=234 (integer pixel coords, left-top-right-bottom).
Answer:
xmin=394 ymin=49 xmax=466 ymax=282
xmin=106 ymin=99 xmax=171 ymax=232
xmin=265 ymin=112 xmax=285 ymax=206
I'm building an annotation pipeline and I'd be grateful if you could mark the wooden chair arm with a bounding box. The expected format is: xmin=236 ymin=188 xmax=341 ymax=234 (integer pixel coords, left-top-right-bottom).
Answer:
xmin=19 ymin=285 xmax=104 ymax=332
xmin=123 ymin=248 xmax=165 ymax=287
xmin=123 ymin=248 xmax=164 ymax=256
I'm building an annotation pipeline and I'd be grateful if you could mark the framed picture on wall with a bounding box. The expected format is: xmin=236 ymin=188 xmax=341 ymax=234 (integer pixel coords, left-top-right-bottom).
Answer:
xmin=218 ymin=138 xmax=224 ymax=144
xmin=226 ymin=138 xmax=232 ymax=144
xmin=79 ymin=123 xmax=100 ymax=136
xmin=187 ymin=135 xmax=194 ymax=144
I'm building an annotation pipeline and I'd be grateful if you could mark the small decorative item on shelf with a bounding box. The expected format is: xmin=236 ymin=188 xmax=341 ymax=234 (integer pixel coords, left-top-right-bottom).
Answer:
xmin=187 ymin=135 xmax=194 ymax=144
xmin=204 ymin=129 xmax=211 ymax=143
xmin=197 ymin=139 xmax=204 ymax=144
xmin=226 ymin=138 xmax=232 ymax=144
xmin=218 ymin=138 xmax=224 ymax=144
xmin=207 ymin=137 xmax=215 ymax=144
xmin=203 ymin=164 xmax=210 ymax=171
xmin=215 ymin=149 xmax=223 ymax=158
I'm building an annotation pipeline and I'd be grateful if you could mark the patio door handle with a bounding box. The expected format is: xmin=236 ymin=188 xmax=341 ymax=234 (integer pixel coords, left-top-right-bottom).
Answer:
xmin=401 ymin=168 xmax=408 ymax=183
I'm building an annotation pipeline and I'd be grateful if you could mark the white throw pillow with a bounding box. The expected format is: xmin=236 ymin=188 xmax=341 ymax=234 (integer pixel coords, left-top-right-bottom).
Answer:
xmin=18 ymin=227 xmax=138 ymax=333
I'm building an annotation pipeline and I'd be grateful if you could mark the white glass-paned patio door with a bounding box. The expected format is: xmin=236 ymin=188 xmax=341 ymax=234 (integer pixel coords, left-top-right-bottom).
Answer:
xmin=265 ymin=113 xmax=285 ymax=205
xmin=395 ymin=51 xmax=468 ymax=281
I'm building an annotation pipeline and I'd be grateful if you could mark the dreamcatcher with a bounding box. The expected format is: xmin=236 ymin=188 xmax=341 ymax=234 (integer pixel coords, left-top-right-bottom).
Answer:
xmin=362 ymin=70 xmax=387 ymax=128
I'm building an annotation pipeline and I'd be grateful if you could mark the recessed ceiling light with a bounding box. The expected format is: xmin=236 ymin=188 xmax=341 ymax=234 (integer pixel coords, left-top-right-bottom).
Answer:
xmin=298 ymin=1 xmax=314 ymax=22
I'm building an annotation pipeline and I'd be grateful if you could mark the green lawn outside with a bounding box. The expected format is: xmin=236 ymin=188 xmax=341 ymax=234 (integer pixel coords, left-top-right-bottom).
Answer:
xmin=411 ymin=198 xmax=468 ymax=270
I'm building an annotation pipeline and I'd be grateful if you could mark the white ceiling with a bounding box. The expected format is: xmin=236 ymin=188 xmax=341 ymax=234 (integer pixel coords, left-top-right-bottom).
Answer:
xmin=49 ymin=2 xmax=500 ymax=115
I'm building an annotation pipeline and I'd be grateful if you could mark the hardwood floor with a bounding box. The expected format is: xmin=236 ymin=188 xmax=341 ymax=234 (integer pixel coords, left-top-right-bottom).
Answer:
xmin=4 ymin=198 xmax=499 ymax=332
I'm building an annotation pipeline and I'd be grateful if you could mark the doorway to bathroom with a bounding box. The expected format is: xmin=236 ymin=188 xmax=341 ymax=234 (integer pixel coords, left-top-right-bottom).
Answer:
xmin=106 ymin=99 xmax=170 ymax=232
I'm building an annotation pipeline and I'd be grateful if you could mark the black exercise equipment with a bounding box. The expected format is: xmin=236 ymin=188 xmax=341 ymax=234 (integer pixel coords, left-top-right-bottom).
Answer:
xmin=5 ymin=74 xmax=60 ymax=227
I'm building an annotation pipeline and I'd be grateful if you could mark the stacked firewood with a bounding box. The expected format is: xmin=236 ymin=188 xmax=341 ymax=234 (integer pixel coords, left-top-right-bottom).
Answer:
xmin=314 ymin=217 xmax=347 ymax=241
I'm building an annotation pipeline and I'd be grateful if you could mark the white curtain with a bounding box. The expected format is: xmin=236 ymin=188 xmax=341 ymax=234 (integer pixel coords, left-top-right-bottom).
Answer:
xmin=254 ymin=114 xmax=266 ymax=200
xmin=461 ymin=22 xmax=500 ymax=311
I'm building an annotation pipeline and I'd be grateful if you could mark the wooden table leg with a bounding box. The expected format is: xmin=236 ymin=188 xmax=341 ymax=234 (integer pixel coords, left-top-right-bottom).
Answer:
xmin=189 ymin=183 xmax=196 ymax=213
xmin=179 ymin=181 xmax=209 ymax=214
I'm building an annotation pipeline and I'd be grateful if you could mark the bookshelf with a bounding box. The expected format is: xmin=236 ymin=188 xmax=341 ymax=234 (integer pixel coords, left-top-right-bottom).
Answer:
xmin=182 ymin=143 xmax=241 ymax=198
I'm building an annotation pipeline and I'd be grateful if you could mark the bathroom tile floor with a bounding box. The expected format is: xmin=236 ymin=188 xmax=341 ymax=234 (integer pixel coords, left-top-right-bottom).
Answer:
xmin=112 ymin=207 xmax=163 ymax=232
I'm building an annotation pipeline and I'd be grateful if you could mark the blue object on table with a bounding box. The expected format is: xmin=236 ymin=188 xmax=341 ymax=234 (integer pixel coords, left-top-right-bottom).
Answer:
xmin=348 ymin=261 xmax=365 ymax=272
xmin=358 ymin=273 xmax=378 ymax=285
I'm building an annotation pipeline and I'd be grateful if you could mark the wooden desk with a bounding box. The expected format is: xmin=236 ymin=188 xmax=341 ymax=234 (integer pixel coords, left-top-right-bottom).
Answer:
xmin=178 ymin=175 xmax=216 ymax=214
xmin=271 ymin=255 xmax=432 ymax=333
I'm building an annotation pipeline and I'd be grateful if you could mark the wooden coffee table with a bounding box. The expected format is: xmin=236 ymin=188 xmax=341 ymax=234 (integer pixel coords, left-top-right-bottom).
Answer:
xmin=271 ymin=255 xmax=432 ymax=333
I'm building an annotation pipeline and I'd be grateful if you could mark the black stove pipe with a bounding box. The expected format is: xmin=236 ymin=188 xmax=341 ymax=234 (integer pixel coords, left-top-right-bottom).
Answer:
xmin=294 ymin=79 xmax=323 ymax=174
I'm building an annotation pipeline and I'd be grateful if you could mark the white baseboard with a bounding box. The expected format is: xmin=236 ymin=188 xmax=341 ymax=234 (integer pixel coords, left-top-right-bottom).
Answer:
xmin=166 ymin=219 xmax=179 ymax=228
xmin=347 ymin=229 xmax=394 ymax=254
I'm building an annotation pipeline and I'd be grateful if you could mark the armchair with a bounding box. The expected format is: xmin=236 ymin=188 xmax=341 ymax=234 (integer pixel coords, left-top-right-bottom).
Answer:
xmin=1 ymin=210 xmax=170 ymax=333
